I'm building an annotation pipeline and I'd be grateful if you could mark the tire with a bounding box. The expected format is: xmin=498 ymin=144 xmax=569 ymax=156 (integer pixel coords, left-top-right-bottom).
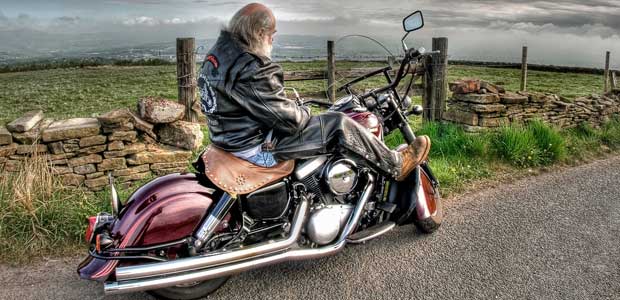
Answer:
xmin=413 ymin=168 xmax=443 ymax=234
xmin=146 ymin=276 xmax=230 ymax=300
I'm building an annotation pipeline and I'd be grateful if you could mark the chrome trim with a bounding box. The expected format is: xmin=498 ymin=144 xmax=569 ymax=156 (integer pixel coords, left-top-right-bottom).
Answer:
xmin=105 ymin=174 xmax=375 ymax=295
xmin=346 ymin=221 xmax=396 ymax=244
xmin=414 ymin=168 xmax=432 ymax=220
xmin=109 ymin=173 xmax=120 ymax=216
xmin=246 ymin=181 xmax=286 ymax=198
xmin=325 ymin=159 xmax=358 ymax=195
xmin=115 ymin=197 xmax=310 ymax=281
xmin=294 ymin=156 xmax=328 ymax=180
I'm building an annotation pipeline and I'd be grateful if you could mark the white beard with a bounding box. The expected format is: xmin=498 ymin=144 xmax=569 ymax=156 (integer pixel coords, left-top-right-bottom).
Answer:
xmin=257 ymin=42 xmax=273 ymax=59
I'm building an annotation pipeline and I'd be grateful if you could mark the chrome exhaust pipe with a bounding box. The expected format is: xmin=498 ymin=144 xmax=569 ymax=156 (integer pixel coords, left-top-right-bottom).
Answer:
xmin=115 ymin=196 xmax=310 ymax=281
xmin=105 ymin=174 xmax=374 ymax=295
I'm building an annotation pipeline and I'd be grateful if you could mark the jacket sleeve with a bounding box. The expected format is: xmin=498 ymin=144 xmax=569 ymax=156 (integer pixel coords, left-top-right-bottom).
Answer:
xmin=233 ymin=61 xmax=311 ymax=135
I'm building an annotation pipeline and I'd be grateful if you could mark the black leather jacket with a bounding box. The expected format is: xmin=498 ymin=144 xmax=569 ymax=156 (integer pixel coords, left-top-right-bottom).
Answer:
xmin=197 ymin=31 xmax=311 ymax=152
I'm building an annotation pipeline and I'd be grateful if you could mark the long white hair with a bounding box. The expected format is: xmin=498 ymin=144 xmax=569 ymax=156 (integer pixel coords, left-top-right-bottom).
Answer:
xmin=226 ymin=3 xmax=275 ymax=58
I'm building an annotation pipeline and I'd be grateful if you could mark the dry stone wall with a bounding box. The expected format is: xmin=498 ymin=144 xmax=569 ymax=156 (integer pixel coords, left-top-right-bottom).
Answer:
xmin=0 ymin=97 xmax=204 ymax=191
xmin=444 ymin=79 xmax=620 ymax=132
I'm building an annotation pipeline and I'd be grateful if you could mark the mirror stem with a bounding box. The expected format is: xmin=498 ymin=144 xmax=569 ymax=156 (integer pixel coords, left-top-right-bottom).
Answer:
xmin=401 ymin=32 xmax=410 ymax=52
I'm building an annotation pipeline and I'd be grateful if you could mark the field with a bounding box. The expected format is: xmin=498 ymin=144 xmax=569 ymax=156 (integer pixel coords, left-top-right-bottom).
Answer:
xmin=0 ymin=61 xmax=617 ymax=263
xmin=0 ymin=61 xmax=607 ymax=124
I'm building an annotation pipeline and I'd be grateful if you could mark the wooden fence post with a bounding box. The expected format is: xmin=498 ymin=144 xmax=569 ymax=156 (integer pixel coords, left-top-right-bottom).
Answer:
xmin=327 ymin=40 xmax=336 ymax=102
xmin=611 ymin=71 xmax=617 ymax=90
xmin=422 ymin=37 xmax=448 ymax=122
xmin=520 ymin=46 xmax=528 ymax=92
xmin=176 ymin=37 xmax=197 ymax=122
xmin=604 ymin=51 xmax=610 ymax=92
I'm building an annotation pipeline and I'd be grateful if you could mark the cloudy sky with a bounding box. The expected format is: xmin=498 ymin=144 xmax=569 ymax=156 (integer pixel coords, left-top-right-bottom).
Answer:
xmin=1 ymin=0 xmax=619 ymax=67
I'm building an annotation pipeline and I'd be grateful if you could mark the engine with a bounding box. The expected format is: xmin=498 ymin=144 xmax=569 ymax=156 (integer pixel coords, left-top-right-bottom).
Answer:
xmin=295 ymin=156 xmax=360 ymax=245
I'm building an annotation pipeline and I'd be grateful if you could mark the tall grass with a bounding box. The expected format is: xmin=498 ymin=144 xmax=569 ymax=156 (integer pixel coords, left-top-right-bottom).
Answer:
xmin=0 ymin=153 xmax=107 ymax=263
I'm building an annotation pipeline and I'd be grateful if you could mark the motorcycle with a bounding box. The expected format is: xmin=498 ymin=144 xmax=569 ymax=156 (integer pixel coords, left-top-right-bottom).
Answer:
xmin=78 ymin=10 xmax=442 ymax=299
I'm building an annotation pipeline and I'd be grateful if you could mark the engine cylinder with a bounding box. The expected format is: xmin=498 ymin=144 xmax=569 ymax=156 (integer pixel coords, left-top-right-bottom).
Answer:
xmin=306 ymin=204 xmax=354 ymax=245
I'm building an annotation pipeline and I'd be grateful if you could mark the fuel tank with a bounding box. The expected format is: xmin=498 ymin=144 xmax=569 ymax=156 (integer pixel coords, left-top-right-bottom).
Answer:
xmin=347 ymin=111 xmax=382 ymax=138
xmin=78 ymin=173 xmax=217 ymax=282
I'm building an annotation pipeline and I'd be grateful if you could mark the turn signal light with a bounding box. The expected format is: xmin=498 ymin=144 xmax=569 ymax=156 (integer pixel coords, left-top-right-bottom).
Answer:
xmin=85 ymin=216 xmax=97 ymax=243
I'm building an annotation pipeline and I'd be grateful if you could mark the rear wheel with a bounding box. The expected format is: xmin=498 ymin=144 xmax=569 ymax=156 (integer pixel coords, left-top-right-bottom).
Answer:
xmin=146 ymin=276 xmax=230 ymax=300
xmin=413 ymin=168 xmax=443 ymax=233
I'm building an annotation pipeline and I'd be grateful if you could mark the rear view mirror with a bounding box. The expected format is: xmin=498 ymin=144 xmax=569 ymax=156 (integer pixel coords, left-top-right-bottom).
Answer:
xmin=403 ymin=11 xmax=424 ymax=32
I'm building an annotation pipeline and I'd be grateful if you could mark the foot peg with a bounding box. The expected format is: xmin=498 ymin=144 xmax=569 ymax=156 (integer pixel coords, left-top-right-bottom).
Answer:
xmin=347 ymin=221 xmax=396 ymax=244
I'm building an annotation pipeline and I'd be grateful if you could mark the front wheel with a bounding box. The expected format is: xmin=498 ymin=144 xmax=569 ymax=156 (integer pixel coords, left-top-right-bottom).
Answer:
xmin=146 ymin=276 xmax=230 ymax=300
xmin=413 ymin=168 xmax=443 ymax=233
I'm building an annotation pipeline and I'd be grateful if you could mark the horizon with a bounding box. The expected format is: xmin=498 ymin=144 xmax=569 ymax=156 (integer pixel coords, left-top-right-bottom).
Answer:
xmin=1 ymin=0 xmax=619 ymax=69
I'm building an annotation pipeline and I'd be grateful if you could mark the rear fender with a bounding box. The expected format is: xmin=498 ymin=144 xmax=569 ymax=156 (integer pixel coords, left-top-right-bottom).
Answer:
xmin=78 ymin=172 xmax=219 ymax=282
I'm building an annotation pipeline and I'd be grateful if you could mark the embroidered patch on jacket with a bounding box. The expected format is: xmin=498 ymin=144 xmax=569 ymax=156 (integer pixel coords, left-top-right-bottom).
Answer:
xmin=198 ymin=71 xmax=217 ymax=114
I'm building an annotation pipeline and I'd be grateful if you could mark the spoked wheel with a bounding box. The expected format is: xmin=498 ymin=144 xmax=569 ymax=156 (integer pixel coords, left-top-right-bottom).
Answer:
xmin=146 ymin=276 xmax=230 ymax=300
xmin=413 ymin=167 xmax=443 ymax=233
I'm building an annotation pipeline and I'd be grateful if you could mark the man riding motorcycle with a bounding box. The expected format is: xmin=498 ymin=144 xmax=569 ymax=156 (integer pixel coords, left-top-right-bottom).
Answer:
xmin=197 ymin=3 xmax=431 ymax=181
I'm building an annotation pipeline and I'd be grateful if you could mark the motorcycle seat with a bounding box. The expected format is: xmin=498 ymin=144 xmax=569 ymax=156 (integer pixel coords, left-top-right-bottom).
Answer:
xmin=200 ymin=145 xmax=295 ymax=195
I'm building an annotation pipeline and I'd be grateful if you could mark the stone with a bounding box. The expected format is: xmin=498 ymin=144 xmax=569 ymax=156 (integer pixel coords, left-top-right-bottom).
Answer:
xmin=157 ymin=121 xmax=204 ymax=151
xmin=500 ymin=92 xmax=528 ymax=104
xmin=108 ymin=131 xmax=138 ymax=142
xmin=50 ymin=159 xmax=68 ymax=166
xmin=98 ymin=158 xmax=127 ymax=172
xmin=65 ymin=139 xmax=80 ymax=144
xmin=50 ymin=165 xmax=72 ymax=175
xmin=78 ymin=144 xmax=107 ymax=155
xmin=112 ymin=164 xmax=150 ymax=176
xmin=117 ymin=171 xmax=151 ymax=183
xmin=9 ymin=155 xmax=27 ymax=161
xmin=103 ymin=143 xmax=146 ymax=158
xmin=0 ymin=126 xmax=12 ymax=146
xmin=443 ymin=110 xmax=479 ymax=126
xmin=7 ymin=110 xmax=43 ymax=133
xmin=47 ymin=142 xmax=65 ymax=154
xmin=0 ymin=143 xmax=18 ymax=157
xmin=85 ymin=176 xmax=109 ymax=189
xmin=454 ymin=93 xmax=500 ymax=104
xmin=4 ymin=160 xmax=21 ymax=172
xmin=68 ymin=154 xmax=103 ymax=167
xmin=141 ymin=135 xmax=158 ymax=145
xmin=529 ymin=93 xmax=554 ymax=103
xmin=478 ymin=117 xmax=508 ymax=127
xmin=60 ymin=174 xmax=85 ymax=186
xmin=127 ymin=145 xmax=192 ymax=165
xmin=480 ymin=81 xmax=499 ymax=94
xmin=63 ymin=143 xmax=80 ymax=153
xmin=86 ymin=172 xmax=105 ymax=179
xmin=461 ymin=125 xmax=487 ymax=133
xmin=41 ymin=118 xmax=101 ymax=142
xmin=74 ymin=164 xmax=97 ymax=175
xmin=102 ymin=121 xmax=134 ymax=133
xmin=130 ymin=111 xmax=157 ymax=139
xmin=15 ymin=144 xmax=48 ymax=155
xmin=450 ymin=79 xmax=480 ymax=94
xmin=152 ymin=167 xmax=188 ymax=176
xmin=108 ymin=141 xmax=124 ymax=151
xmin=11 ymin=118 xmax=54 ymax=145
xmin=79 ymin=135 xmax=107 ymax=147
xmin=150 ymin=161 xmax=187 ymax=170
xmin=97 ymin=109 xmax=134 ymax=126
xmin=137 ymin=97 xmax=186 ymax=124
xmin=469 ymin=104 xmax=506 ymax=113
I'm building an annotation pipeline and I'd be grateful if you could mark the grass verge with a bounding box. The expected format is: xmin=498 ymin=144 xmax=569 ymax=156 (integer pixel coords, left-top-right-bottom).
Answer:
xmin=1 ymin=117 xmax=619 ymax=264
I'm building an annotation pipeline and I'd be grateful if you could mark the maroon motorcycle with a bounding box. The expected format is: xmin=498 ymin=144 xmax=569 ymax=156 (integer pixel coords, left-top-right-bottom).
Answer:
xmin=78 ymin=11 xmax=442 ymax=299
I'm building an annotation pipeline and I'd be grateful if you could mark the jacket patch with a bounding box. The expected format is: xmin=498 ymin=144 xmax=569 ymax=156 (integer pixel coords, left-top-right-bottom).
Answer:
xmin=206 ymin=55 xmax=219 ymax=68
xmin=198 ymin=71 xmax=217 ymax=114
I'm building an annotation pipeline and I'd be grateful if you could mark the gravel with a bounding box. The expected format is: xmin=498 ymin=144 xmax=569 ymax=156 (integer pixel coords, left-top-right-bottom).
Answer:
xmin=1 ymin=156 xmax=619 ymax=300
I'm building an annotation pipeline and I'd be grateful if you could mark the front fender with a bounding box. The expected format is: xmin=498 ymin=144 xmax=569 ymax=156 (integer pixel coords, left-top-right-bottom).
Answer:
xmin=78 ymin=172 xmax=218 ymax=282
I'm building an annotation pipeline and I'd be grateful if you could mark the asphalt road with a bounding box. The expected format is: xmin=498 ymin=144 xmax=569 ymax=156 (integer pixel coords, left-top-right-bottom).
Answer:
xmin=2 ymin=157 xmax=619 ymax=300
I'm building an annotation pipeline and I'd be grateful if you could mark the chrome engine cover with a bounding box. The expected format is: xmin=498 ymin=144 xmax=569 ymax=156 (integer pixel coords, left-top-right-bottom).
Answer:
xmin=325 ymin=159 xmax=358 ymax=195
xmin=306 ymin=204 xmax=354 ymax=245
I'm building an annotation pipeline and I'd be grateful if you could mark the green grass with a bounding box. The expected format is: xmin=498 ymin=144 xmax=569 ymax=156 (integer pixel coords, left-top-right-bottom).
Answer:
xmin=0 ymin=61 xmax=607 ymax=124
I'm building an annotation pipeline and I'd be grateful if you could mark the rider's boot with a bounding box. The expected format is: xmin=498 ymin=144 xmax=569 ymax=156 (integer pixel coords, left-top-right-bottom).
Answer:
xmin=396 ymin=135 xmax=431 ymax=181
